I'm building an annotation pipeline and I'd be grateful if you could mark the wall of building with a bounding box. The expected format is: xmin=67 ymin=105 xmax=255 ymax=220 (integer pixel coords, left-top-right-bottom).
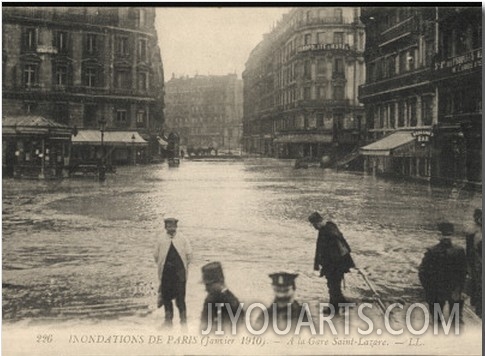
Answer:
xmin=164 ymin=74 xmax=243 ymax=152
xmin=2 ymin=7 xmax=165 ymax=135
xmin=242 ymin=7 xmax=366 ymax=159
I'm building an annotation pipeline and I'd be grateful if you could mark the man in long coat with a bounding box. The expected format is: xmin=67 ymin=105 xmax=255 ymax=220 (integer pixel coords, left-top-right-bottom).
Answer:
xmin=309 ymin=212 xmax=355 ymax=314
xmin=419 ymin=222 xmax=467 ymax=323
xmin=154 ymin=218 xmax=192 ymax=326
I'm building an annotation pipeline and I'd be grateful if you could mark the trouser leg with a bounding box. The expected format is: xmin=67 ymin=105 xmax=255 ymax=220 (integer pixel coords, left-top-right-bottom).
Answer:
xmin=175 ymin=281 xmax=187 ymax=324
xmin=163 ymin=298 xmax=174 ymax=324
xmin=327 ymin=272 xmax=345 ymax=312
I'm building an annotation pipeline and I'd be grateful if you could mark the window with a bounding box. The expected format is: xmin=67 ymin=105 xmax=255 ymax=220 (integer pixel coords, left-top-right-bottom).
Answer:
xmin=306 ymin=10 xmax=312 ymax=22
xmin=116 ymin=110 xmax=128 ymax=126
xmin=83 ymin=104 xmax=97 ymax=127
xmin=398 ymin=101 xmax=405 ymax=127
xmin=115 ymin=69 xmax=131 ymax=89
xmin=138 ymin=72 xmax=148 ymax=91
xmin=55 ymin=65 xmax=67 ymax=86
xmin=317 ymin=32 xmax=325 ymax=44
xmin=138 ymin=38 xmax=147 ymax=61
xmin=137 ymin=9 xmax=146 ymax=28
xmin=84 ymin=67 xmax=97 ymax=87
xmin=303 ymin=60 xmax=311 ymax=79
xmin=117 ymin=37 xmax=129 ymax=56
xmin=54 ymin=103 xmax=69 ymax=124
xmin=317 ymin=114 xmax=324 ymax=128
xmin=317 ymin=86 xmax=326 ymax=99
xmin=333 ymin=85 xmax=345 ymax=100
xmin=333 ymin=32 xmax=344 ymax=44
xmin=23 ymin=28 xmax=36 ymax=51
xmin=24 ymin=64 xmax=37 ymax=86
xmin=334 ymin=58 xmax=344 ymax=74
xmin=304 ymin=87 xmax=311 ymax=100
xmin=86 ymin=34 xmax=97 ymax=54
xmin=424 ymin=40 xmax=433 ymax=67
xmin=136 ymin=111 xmax=146 ymax=127
xmin=334 ymin=8 xmax=343 ymax=22
xmin=399 ymin=51 xmax=407 ymax=73
xmin=408 ymin=98 xmax=417 ymax=126
xmin=55 ymin=32 xmax=68 ymax=53
xmin=422 ymin=96 xmax=433 ymax=126
xmin=317 ymin=59 xmax=326 ymax=75
xmin=304 ymin=33 xmax=312 ymax=45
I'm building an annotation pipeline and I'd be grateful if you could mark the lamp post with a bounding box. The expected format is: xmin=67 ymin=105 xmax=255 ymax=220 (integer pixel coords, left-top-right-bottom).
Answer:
xmin=131 ymin=133 xmax=136 ymax=165
xmin=98 ymin=117 xmax=107 ymax=182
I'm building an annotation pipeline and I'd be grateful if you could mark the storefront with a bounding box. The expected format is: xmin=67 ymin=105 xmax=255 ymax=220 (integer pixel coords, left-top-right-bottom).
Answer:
xmin=360 ymin=129 xmax=433 ymax=179
xmin=2 ymin=116 xmax=73 ymax=179
xmin=273 ymin=133 xmax=333 ymax=159
xmin=71 ymin=130 xmax=148 ymax=166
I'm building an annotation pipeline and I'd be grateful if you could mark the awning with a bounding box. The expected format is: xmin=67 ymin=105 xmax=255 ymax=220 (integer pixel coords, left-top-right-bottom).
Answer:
xmin=360 ymin=131 xmax=415 ymax=156
xmin=2 ymin=115 xmax=72 ymax=137
xmin=72 ymin=130 xmax=148 ymax=146
xmin=157 ymin=136 xmax=168 ymax=148
xmin=273 ymin=134 xmax=333 ymax=144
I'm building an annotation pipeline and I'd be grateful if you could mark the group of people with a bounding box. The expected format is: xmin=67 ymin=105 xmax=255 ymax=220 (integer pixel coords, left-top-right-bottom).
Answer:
xmin=154 ymin=208 xmax=482 ymax=330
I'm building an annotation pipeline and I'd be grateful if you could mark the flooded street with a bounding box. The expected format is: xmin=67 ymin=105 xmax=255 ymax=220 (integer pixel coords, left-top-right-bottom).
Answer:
xmin=2 ymin=159 xmax=482 ymax=326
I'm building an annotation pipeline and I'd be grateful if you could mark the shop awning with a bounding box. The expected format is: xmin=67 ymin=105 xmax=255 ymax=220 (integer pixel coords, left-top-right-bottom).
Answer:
xmin=360 ymin=131 xmax=415 ymax=156
xmin=72 ymin=130 xmax=148 ymax=146
xmin=273 ymin=134 xmax=333 ymax=144
xmin=2 ymin=115 xmax=72 ymax=137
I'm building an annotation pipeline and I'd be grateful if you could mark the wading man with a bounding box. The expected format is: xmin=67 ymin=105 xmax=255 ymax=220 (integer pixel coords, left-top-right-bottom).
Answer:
xmin=200 ymin=261 xmax=244 ymax=334
xmin=154 ymin=218 xmax=192 ymax=327
xmin=309 ymin=211 xmax=355 ymax=315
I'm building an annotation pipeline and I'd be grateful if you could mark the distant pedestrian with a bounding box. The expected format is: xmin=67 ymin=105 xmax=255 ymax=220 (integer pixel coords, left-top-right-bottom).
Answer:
xmin=256 ymin=272 xmax=307 ymax=332
xmin=309 ymin=212 xmax=355 ymax=315
xmin=200 ymin=262 xmax=244 ymax=334
xmin=154 ymin=218 xmax=192 ymax=327
xmin=180 ymin=149 xmax=185 ymax=159
xmin=419 ymin=222 xmax=467 ymax=323
xmin=465 ymin=209 xmax=482 ymax=317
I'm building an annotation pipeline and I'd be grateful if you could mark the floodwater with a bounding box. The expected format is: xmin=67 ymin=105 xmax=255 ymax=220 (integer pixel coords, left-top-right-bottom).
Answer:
xmin=2 ymin=159 xmax=482 ymax=327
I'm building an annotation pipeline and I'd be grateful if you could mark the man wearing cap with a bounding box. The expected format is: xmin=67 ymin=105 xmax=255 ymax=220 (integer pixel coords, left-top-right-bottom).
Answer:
xmin=200 ymin=261 xmax=244 ymax=334
xmin=154 ymin=218 xmax=192 ymax=327
xmin=256 ymin=272 xmax=307 ymax=332
xmin=419 ymin=222 xmax=467 ymax=323
xmin=309 ymin=211 xmax=355 ymax=314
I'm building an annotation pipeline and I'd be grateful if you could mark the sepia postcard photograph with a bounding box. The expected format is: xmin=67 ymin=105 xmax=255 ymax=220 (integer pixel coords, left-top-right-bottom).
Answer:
xmin=1 ymin=3 xmax=483 ymax=355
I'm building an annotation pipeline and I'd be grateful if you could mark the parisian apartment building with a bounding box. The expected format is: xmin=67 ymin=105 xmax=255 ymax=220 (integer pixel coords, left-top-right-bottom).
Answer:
xmin=164 ymin=74 xmax=243 ymax=154
xmin=242 ymin=7 xmax=366 ymax=160
xmin=2 ymin=7 xmax=165 ymax=174
xmin=359 ymin=6 xmax=481 ymax=185
xmin=2 ymin=7 xmax=165 ymax=135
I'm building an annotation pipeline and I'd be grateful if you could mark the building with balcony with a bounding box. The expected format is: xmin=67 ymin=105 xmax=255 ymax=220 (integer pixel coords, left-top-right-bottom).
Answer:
xmin=242 ymin=7 xmax=366 ymax=160
xmin=164 ymin=74 xmax=243 ymax=155
xmin=432 ymin=7 xmax=481 ymax=184
xmin=2 ymin=7 xmax=165 ymax=171
xmin=359 ymin=6 xmax=481 ymax=185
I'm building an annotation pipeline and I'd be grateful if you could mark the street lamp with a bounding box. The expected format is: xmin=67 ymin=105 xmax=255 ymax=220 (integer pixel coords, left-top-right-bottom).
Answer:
xmin=131 ymin=133 xmax=136 ymax=165
xmin=98 ymin=117 xmax=107 ymax=182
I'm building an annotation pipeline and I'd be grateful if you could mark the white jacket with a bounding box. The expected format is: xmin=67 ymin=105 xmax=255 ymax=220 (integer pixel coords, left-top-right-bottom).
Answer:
xmin=154 ymin=232 xmax=193 ymax=280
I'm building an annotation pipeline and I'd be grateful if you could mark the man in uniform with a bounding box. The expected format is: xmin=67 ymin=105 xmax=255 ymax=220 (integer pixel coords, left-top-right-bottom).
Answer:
xmin=419 ymin=222 xmax=467 ymax=323
xmin=200 ymin=261 xmax=244 ymax=334
xmin=154 ymin=218 xmax=192 ymax=327
xmin=309 ymin=212 xmax=355 ymax=314
xmin=256 ymin=272 xmax=307 ymax=333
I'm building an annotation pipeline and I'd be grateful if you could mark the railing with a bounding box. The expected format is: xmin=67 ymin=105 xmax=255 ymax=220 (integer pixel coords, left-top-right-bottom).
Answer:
xmin=297 ymin=43 xmax=352 ymax=53
xmin=379 ymin=16 xmax=416 ymax=46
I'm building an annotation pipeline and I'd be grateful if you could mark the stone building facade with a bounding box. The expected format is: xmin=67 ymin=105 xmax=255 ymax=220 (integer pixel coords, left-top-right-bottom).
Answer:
xmin=164 ymin=74 xmax=243 ymax=154
xmin=2 ymin=7 xmax=164 ymax=139
xmin=242 ymin=7 xmax=366 ymax=160
xmin=359 ymin=6 xmax=481 ymax=185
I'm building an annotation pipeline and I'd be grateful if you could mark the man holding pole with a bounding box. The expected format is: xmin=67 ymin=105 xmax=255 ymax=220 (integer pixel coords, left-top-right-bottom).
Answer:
xmin=309 ymin=212 xmax=355 ymax=315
